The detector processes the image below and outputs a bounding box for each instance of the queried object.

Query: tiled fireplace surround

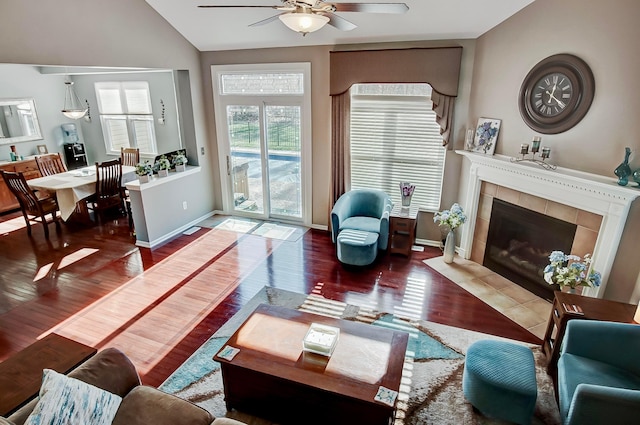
[456,151,640,299]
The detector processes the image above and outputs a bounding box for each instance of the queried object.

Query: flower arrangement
[400,182,415,197]
[543,251,602,289]
[433,203,466,230]
[135,161,153,176]
[154,155,171,172]
[173,154,188,167]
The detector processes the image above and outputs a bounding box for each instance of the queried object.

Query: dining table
[27,165,136,221]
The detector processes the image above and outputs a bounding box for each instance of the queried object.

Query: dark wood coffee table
[214,304,409,425]
[0,333,97,416]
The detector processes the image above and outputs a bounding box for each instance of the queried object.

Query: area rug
[159,287,561,425]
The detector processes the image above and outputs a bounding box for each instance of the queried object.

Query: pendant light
[62,79,88,120]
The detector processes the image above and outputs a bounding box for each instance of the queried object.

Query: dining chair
[91,158,124,223]
[0,170,61,237]
[120,147,140,167]
[35,153,68,176]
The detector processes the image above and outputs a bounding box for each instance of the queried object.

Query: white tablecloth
[28,166,136,220]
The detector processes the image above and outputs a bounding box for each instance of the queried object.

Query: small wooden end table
[214,304,409,425]
[389,205,419,256]
[542,291,636,374]
[0,333,97,416]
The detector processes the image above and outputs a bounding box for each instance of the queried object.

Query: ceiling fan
[198,1,409,35]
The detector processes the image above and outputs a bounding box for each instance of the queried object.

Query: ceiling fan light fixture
[279,12,329,34]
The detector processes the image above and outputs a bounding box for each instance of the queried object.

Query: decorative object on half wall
[399,182,415,207]
[614,147,632,186]
[510,135,557,170]
[471,118,501,155]
[135,161,153,183]
[434,203,467,264]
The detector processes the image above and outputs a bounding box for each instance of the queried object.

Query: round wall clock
[518,54,595,134]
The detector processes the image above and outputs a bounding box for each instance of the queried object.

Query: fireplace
[483,199,576,301]
[457,150,640,298]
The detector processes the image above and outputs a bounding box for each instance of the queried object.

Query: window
[95,81,157,155]
[350,84,445,211]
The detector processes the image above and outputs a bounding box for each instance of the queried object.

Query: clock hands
[545,84,566,108]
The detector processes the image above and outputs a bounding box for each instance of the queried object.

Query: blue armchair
[331,189,393,251]
[557,320,640,425]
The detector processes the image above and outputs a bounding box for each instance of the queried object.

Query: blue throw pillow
[24,369,122,425]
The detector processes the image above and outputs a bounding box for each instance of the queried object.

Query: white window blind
[350,84,445,211]
[95,81,157,155]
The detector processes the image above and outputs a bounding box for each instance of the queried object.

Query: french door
[212,63,311,224]
[225,103,302,220]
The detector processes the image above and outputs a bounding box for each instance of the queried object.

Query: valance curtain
[329,47,463,205]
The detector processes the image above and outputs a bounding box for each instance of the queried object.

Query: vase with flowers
[135,161,153,183]
[544,251,602,293]
[154,155,171,177]
[400,182,415,207]
[433,203,467,263]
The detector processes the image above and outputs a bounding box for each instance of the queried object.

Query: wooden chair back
[94,159,123,211]
[0,170,60,236]
[120,147,140,167]
[1,170,41,213]
[35,153,67,176]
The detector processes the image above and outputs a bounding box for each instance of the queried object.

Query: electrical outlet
[182,201,188,210]
[200,147,205,155]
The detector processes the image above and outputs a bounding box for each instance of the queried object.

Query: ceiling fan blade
[332,3,409,14]
[325,12,357,31]
[249,13,286,27]
[198,5,280,9]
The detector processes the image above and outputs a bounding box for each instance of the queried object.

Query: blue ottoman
[336,229,379,266]
[463,340,537,425]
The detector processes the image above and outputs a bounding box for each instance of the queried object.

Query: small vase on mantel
[443,230,456,264]
[614,147,632,186]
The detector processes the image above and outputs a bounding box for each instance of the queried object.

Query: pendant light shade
[62,80,88,120]
[279,12,329,34]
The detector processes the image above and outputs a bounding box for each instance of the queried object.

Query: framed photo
[36,144,48,155]
[471,118,501,155]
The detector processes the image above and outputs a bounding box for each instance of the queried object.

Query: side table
[389,205,418,257]
[542,291,636,374]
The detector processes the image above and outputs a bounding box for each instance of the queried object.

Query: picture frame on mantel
[471,118,501,155]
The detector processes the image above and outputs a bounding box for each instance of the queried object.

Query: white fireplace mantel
[456,150,640,298]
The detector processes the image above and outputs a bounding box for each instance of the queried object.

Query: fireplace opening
[483,199,576,301]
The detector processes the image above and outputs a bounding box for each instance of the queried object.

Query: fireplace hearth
[483,199,576,301]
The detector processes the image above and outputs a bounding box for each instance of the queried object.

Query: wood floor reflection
[0,210,540,387]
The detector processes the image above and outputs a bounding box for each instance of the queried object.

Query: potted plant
[173,153,188,172]
[135,161,153,183]
[155,155,171,177]
[544,251,602,294]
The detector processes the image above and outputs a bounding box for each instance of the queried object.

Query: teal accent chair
[557,320,640,425]
[331,189,393,265]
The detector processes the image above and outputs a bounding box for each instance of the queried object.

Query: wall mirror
[0,98,43,144]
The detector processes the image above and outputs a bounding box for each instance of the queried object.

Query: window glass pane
[350,83,445,211]
[221,73,304,95]
[96,88,123,114]
[101,116,130,151]
[131,117,156,153]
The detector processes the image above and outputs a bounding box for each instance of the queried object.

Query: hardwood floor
[0,210,540,388]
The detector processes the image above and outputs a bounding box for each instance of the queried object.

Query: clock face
[530,72,574,118]
[518,54,595,134]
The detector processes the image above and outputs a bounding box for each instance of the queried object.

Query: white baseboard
[136,211,215,249]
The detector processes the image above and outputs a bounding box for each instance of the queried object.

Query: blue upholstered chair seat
[557,320,640,425]
[339,216,383,235]
[330,189,393,266]
[463,340,537,425]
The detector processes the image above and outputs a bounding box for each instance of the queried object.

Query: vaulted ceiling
[145,0,535,51]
